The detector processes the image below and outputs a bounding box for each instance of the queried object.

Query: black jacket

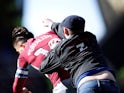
[40,23,115,87]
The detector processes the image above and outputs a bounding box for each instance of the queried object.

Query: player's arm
[13,56,29,93]
[13,68,29,93]
[21,87,32,93]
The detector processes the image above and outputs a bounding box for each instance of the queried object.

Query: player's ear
[19,42,26,48]
[21,43,26,48]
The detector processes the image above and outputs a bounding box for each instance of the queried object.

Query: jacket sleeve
[39,41,64,74]
[39,39,69,74]
[40,48,61,74]
[51,22,66,39]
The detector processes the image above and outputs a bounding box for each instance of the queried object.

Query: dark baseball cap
[60,15,85,32]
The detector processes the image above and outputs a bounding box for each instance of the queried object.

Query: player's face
[14,41,25,54]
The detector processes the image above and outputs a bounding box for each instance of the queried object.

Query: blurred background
[0,0,124,93]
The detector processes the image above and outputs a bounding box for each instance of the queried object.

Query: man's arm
[51,22,65,39]
[42,18,65,39]
[39,39,69,74]
[40,47,61,74]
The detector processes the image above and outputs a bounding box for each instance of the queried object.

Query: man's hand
[42,18,53,28]
[22,87,32,93]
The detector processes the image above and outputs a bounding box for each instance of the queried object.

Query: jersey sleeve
[13,55,29,93]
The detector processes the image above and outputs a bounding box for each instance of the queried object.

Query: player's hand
[42,18,53,28]
[22,87,32,93]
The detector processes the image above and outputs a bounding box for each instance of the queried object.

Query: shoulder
[46,30,55,34]
[83,31,96,38]
[84,31,94,35]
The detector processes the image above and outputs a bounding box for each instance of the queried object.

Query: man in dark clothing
[40,15,120,93]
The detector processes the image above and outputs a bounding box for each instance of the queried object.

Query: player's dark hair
[12,26,34,45]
